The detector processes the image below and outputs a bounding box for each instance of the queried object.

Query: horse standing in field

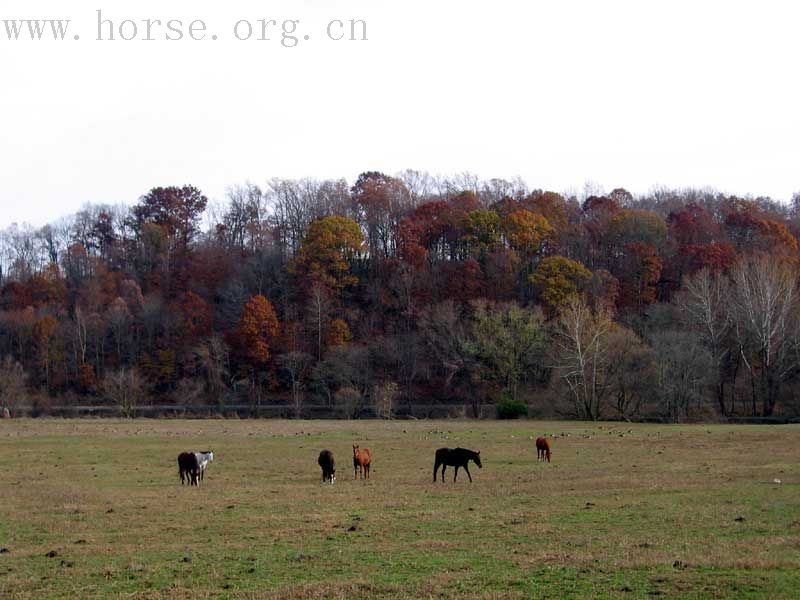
[433,447,482,483]
[536,437,552,462]
[352,445,372,480]
[318,450,336,484]
[178,452,201,486]
[195,451,214,482]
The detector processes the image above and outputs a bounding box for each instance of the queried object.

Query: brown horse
[536,437,552,463]
[352,444,372,480]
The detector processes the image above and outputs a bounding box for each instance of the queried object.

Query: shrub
[496,398,528,419]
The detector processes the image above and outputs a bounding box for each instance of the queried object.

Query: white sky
[2,0,799,227]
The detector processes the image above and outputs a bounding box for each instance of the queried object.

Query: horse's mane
[455,447,478,457]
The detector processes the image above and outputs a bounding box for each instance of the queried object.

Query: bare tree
[102,368,146,418]
[550,298,615,420]
[277,351,314,418]
[419,301,467,388]
[306,283,332,360]
[730,254,800,416]
[677,268,731,415]
[651,331,713,421]
[312,346,371,417]
[195,335,230,405]
[173,377,206,413]
[372,380,399,419]
[608,326,652,420]
[0,355,28,416]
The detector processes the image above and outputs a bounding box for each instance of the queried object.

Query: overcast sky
[2,0,799,227]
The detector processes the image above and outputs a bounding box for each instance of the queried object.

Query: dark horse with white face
[433,447,482,483]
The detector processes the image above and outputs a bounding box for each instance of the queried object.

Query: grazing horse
[536,437,552,462]
[433,447,482,483]
[352,445,373,480]
[318,450,336,484]
[195,451,214,481]
[178,452,201,486]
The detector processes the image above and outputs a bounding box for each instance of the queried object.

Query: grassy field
[0,419,798,599]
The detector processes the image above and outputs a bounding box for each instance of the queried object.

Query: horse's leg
[433,461,439,483]
[453,465,459,482]
[465,464,472,483]
[441,465,447,482]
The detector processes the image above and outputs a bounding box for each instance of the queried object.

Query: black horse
[318,449,336,484]
[433,447,482,483]
[177,452,200,486]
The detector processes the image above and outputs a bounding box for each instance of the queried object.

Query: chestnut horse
[536,437,552,462]
[353,445,372,480]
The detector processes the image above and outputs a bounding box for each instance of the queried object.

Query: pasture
[0,420,798,599]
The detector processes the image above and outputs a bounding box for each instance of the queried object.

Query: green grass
[0,420,798,599]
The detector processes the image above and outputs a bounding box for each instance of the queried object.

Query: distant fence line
[7,403,800,423]
[14,403,493,420]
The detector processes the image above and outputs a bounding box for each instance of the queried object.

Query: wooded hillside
[2,172,799,420]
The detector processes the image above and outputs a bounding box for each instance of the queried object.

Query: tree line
[1,171,800,421]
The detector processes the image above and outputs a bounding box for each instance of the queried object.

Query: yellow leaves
[32,315,57,341]
[503,210,554,255]
[529,256,592,312]
[288,216,365,292]
[327,318,352,347]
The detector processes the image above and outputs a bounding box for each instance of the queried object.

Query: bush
[496,398,528,419]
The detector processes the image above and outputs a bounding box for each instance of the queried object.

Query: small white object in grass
[773,478,782,484]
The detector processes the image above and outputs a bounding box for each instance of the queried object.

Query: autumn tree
[236,295,280,367]
[530,256,592,312]
[350,171,411,259]
[130,185,208,251]
[502,210,554,258]
[327,318,352,347]
[32,314,59,392]
[460,210,502,259]
[288,216,365,294]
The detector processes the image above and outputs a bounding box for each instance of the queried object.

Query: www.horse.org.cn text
[1,10,369,46]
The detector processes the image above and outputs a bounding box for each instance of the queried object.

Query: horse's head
[353,444,359,456]
[473,451,482,469]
